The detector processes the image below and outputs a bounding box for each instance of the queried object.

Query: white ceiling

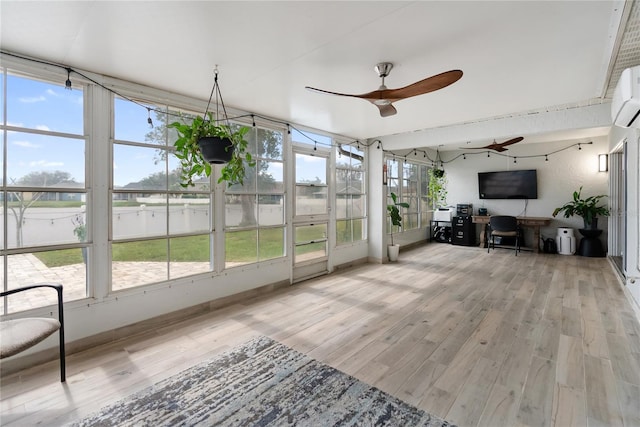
[0,1,632,145]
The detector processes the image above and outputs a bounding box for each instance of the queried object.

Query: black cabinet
[451,216,475,246]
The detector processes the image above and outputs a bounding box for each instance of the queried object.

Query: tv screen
[478,169,538,199]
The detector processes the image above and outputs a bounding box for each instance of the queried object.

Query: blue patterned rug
[72,336,455,426]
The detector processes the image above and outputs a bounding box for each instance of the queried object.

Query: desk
[472,216,552,253]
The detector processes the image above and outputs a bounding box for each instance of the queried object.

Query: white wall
[443,137,610,248]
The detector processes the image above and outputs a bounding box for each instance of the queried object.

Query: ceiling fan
[305,62,463,117]
[463,137,524,152]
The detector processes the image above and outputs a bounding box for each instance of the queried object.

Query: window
[335,143,366,244]
[225,126,285,267]
[402,161,419,230]
[111,99,211,290]
[419,164,430,226]
[1,70,87,313]
[385,157,428,235]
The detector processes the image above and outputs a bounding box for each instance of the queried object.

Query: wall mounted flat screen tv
[478,169,538,199]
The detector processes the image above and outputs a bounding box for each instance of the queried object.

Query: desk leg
[479,224,487,248]
[533,226,540,253]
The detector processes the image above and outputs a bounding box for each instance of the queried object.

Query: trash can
[556,228,576,255]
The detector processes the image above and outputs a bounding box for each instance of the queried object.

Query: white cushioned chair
[1,283,66,382]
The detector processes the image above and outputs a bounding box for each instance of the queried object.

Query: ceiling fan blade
[305,86,362,98]
[385,70,463,100]
[499,137,524,147]
[376,103,397,117]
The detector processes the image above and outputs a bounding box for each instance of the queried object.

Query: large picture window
[225,126,285,267]
[335,143,366,244]
[1,70,87,313]
[111,99,211,291]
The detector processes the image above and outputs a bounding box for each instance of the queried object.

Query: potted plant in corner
[169,113,253,187]
[552,186,610,229]
[387,192,410,262]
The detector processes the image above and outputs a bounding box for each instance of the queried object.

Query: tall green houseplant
[552,186,609,229]
[387,192,410,246]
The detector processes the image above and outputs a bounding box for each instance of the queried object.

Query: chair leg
[60,334,66,382]
[515,235,519,256]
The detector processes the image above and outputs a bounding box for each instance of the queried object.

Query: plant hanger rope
[204,66,229,126]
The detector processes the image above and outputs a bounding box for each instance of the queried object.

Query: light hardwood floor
[2,244,640,426]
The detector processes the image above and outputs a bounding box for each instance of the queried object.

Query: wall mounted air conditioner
[612,65,640,128]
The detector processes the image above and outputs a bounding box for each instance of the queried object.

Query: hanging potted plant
[552,186,609,229]
[387,192,410,262]
[168,68,254,187]
[428,167,448,209]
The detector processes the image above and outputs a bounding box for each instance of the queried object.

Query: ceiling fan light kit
[306,62,463,117]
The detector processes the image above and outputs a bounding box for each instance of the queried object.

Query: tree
[9,171,75,247]
[144,107,283,227]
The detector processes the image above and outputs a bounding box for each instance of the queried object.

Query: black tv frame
[478,169,538,200]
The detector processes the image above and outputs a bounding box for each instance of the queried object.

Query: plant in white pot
[387,192,409,262]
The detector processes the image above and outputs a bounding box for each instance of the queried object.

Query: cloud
[46,89,59,97]
[29,160,64,168]
[35,125,50,131]
[302,155,325,163]
[12,140,41,149]
[19,96,46,103]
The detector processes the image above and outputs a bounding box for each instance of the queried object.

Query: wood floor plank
[516,356,556,427]
[615,379,640,427]
[584,355,624,427]
[551,384,587,427]
[556,334,584,388]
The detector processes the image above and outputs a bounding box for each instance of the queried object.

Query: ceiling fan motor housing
[375,62,393,78]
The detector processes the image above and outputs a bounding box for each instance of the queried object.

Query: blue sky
[3,73,333,187]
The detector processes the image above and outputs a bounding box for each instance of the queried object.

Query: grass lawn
[34,224,360,268]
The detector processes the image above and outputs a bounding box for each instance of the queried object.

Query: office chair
[0,283,66,382]
[488,215,520,256]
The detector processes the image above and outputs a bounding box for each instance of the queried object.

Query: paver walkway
[2,254,210,313]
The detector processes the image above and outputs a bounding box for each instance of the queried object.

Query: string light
[65,68,72,90]
[514,157,517,163]
[414,149,418,156]
[8,53,598,168]
[463,154,466,160]
[313,142,317,151]
[251,114,256,127]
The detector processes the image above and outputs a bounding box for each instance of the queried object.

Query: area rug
[72,335,455,426]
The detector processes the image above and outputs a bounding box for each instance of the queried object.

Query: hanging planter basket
[198,136,234,164]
